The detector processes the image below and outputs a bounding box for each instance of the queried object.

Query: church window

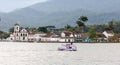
[23,37,25,40]
[23,34,25,36]
[17,34,18,36]
[16,27,19,30]
[26,34,27,36]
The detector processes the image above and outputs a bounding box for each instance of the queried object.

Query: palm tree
[76,16,88,33]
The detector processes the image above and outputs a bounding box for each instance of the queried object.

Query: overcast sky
[0,0,120,13]
[0,0,48,12]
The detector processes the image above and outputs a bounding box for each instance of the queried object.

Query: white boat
[58,43,77,51]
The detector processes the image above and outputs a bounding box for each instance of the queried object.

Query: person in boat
[66,42,73,49]
[70,42,77,50]
[58,42,77,51]
[69,42,73,48]
[66,44,71,49]
[70,42,73,45]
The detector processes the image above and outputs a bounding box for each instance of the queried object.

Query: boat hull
[58,45,77,51]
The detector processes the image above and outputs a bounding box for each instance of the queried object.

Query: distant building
[7,23,28,42]
[28,32,47,42]
[103,30,114,38]
[7,23,48,42]
[40,32,60,42]
[7,23,90,43]
[96,33,107,42]
[59,31,75,42]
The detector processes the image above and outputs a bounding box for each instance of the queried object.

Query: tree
[37,27,48,33]
[46,26,55,29]
[76,16,88,33]
[9,27,14,33]
[0,30,9,39]
[64,24,72,30]
[93,25,105,33]
[67,27,76,33]
[89,27,97,40]
[114,22,120,33]
[46,25,56,32]
[80,16,88,22]
[27,27,37,33]
[108,20,114,30]
[64,24,79,33]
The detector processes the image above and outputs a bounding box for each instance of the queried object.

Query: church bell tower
[14,23,20,33]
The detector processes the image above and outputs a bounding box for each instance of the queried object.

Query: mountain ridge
[0,0,120,31]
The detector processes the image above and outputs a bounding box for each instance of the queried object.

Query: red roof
[63,31,72,37]
[80,33,89,39]
[61,37,75,39]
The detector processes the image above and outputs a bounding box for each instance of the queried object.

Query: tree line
[3,16,120,40]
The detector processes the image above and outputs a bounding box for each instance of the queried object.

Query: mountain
[30,0,120,13]
[30,0,84,13]
[0,0,120,31]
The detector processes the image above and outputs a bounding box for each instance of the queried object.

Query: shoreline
[0,41,120,44]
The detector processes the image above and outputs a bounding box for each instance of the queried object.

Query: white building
[7,23,49,42]
[28,33,47,42]
[40,32,60,42]
[59,31,75,42]
[103,30,114,38]
[7,24,80,42]
[7,23,28,42]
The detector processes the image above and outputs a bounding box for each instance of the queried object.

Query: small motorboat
[58,44,77,51]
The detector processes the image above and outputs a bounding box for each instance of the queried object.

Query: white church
[7,23,29,42]
[7,23,77,42]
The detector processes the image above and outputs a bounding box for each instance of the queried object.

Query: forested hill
[0,0,120,31]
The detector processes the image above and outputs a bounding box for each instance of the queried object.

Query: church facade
[7,23,28,42]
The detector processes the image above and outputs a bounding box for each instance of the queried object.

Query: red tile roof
[63,31,72,37]
[80,33,89,39]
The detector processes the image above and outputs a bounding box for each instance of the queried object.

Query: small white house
[34,33,47,42]
[27,32,47,42]
[28,34,35,42]
[7,34,15,41]
[41,32,60,42]
[103,30,114,38]
[59,37,74,42]
[59,31,75,42]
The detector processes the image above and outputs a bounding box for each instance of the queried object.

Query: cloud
[0,0,48,12]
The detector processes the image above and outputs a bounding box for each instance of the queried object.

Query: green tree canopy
[9,27,14,33]
[76,16,88,33]
[64,24,72,30]
[37,27,48,33]
[108,20,114,30]
[89,27,97,40]
[0,30,9,39]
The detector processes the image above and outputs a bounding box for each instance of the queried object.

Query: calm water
[0,42,120,65]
